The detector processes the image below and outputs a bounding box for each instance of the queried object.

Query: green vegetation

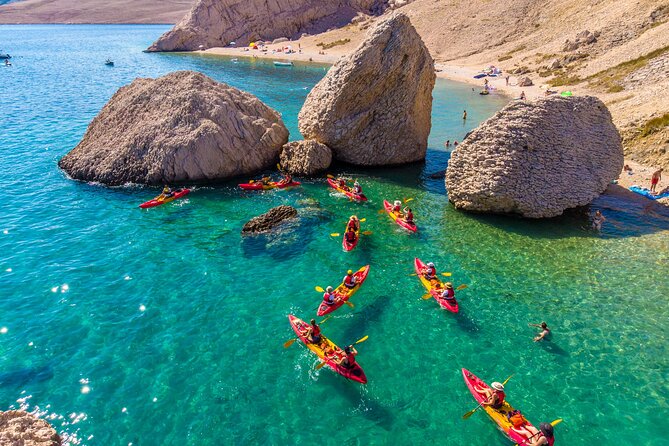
[585,45,669,93]
[316,39,351,50]
[548,73,582,87]
[640,113,669,137]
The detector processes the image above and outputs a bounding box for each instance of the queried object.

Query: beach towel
[629,185,669,200]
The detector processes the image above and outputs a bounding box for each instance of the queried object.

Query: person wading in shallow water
[462,110,467,120]
[592,210,606,231]
[529,322,550,342]
[650,168,663,193]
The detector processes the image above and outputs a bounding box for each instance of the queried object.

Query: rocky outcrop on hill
[298,13,435,166]
[147,0,386,52]
[280,140,332,176]
[59,71,288,186]
[0,410,61,446]
[242,205,298,234]
[446,96,623,218]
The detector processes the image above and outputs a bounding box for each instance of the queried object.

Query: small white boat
[273,61,293,67]
[105,59,114,66]
[231,58,239,62]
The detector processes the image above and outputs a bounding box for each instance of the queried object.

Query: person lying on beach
[529,322,550,342]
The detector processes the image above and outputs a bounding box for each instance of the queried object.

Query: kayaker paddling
[278,173,293,186]
[440,282,455,301]
[353,181,363,195]
[518,422,555,446]
[476,381,506,409]
[529,322,550,342]
[392,200,402,213]
[347,215,360,232]
[161,186,174,199]
[345,228,357,245]
[335,345,358,369]
[403,207,414,224]
[303,319,323,343]
[322,287,336,306]
[423,262,437,281]
[343,270,357,289]
[261,176,271,186]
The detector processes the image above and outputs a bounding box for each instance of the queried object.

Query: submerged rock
[298,13,435,166]
[0,410,61,446]
[445,96,623,218]
[280,140,332,176]
[59,71,288,186]
[147,0,381,52]
[242,205,298,234]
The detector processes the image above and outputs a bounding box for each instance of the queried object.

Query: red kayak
[414,258,459,313]
[238,180,301,190]
[342,224,360,252]
[327,178,367,202]
[462,369,543,445]
[383,200,417,232]
[317,265,370,316]
[139,189,190,208]
[288,315,367,383]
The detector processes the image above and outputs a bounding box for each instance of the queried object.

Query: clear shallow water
[1,25,668,445]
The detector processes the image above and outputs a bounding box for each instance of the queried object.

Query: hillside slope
[0,0,192,24]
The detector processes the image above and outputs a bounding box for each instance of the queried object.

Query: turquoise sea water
[1,25,668,445]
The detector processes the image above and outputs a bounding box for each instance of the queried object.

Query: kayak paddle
[515,419,562,445]
[362,231,372,236]
[463,374,514,419]
[456,284,468,290]
[422,293,433,300]
[315,335,369,370]
[330,233,340,237]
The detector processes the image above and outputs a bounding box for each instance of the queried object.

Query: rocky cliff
[446,96,623,218]
[0,410,61,446]
[298,13,435,166]
[147,0,388,52]
[59,71,289,186]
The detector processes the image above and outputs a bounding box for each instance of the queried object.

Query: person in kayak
[303,319,322,343]
[161,186,174,199]
[343,270,357,289]
[322,287,336,306]
[260,176,271,186]
[345,228,357,245]
[423,262,437,281]
[353,181,363,195]
[403,207,414,224]
[334,345,358,368]
[530,321,550,342]
[338,178,347,189]
[347,215,360,232]
[440,282,455,301]
[278,173,293,185]
[513,422,555,446]
[392,200,402,213]
[476,381,505,409]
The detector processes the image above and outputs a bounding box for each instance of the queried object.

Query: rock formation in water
[298,13,435,166]
[445,96,623,218]
[0,410,61,446]
[242,205,298,233]
[280,140,332,176]
[147,0,387,52]
[59,71,289,186]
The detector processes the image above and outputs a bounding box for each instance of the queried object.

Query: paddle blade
[441,272,452,277]
[502,374,514,386]
[409,273,417,276]
[462,408,477,420]
[362,231,373,235]
[248,179,255,184]
[457,284,468,291]
[283,338,297,348]
[326,174,335,179]
[422,294,433,300]
[315,361,328,370]
[330,233,340,237]
[378,209,386,214]
[276,163,282,171]
[345,301,355,308]
[359,218,366,222]
[355,335,369,344]
[315,286,324,293]
[551,419,563,426]
[404,198,414,203]
[319,315,331,325]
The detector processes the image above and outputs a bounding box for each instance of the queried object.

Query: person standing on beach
[462,110,467,120]
[650,168,663,193]
[505,75,510,86]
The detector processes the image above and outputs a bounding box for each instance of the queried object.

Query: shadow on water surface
[0,365,53,389]
[536,339,569,357]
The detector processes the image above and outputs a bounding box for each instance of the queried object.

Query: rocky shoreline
[0,410,61,446]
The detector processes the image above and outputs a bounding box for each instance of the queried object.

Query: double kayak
[383,200,417,232]
[342,225,360,252]
[317,265,370,316]
[139,189,190,209]
[238,180,301,190]
[288,315,367,383]
[462,369,541,444]
[327,178,367,202]
[414,258,458,313]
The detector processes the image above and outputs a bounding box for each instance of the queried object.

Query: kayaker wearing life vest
[347,215,360,232]
[304,319,322,343]
[161,186,173,198]
[440,282,455,300]
[516,422,555,446]
[322,286,335,306]
[261,176,271,186]
[279,173,292,185]
[343,270,357,289]
[345,228,357,245]
[423,262,437,280]
[338,178,347,189]
[403,207,414,224]
[353,181,362,195]
[477,381,506,409]
[392,200,402,213]
[336,345,358,368]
